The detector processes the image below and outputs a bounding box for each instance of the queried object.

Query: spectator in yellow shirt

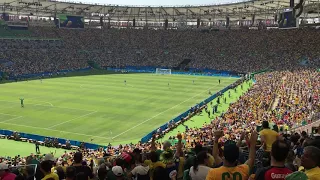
[260,121,279,152]
[40,161,59,180]
[301,146,320,180]
[206,130,258,180]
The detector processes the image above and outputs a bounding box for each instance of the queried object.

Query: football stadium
[0,0,319,179]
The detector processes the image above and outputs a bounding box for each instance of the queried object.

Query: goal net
[155,68,171,75]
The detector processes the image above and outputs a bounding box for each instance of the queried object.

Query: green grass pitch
[0,73,237,145]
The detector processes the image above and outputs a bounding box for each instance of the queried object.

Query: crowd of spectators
[1,28,320,77]
[0,69,319,180]
[0,27,320,180]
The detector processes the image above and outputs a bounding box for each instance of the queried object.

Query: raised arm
[237,131,246,147]
[245,131,258,170]
[212,130,223,166]
[175,133,184,157]
[151,134,157,152]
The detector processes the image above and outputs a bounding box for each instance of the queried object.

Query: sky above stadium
[64,0,240,6]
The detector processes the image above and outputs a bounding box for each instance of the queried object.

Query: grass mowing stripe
[48,111,98,129]
[112,84,219,139]
[0,100,95,112]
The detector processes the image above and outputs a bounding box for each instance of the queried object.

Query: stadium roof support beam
[161,7,173,20]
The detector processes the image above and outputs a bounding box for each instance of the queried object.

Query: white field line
[35,102,54,107]
[0,116,23,123]
[0,100,94,112]
[0,121,112,140]
[111,86,215,139]
[0,113,20,117]
[48,111,98,129]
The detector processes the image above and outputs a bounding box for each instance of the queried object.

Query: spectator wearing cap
[71,152,93,180]
[206,130,258,180]
[40,160,59,180]
[0,163,16,180]
[255,140,293,180]
[301,146,320,180]
[111,166,125,180]
[106,159,127,180]
[35,153,55,180]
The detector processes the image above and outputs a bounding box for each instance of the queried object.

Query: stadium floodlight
[155,68,172,75]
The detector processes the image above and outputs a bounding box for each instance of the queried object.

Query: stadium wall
[107,66,242,77]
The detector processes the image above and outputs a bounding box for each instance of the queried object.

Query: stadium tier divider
[6,67,91,80]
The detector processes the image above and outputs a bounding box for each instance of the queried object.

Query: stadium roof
[0,0,319,21]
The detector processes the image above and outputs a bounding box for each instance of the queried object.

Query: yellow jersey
[259,129,278,152]
[206,164,250,180]
[305,167,320,180]
[42,173,59,180]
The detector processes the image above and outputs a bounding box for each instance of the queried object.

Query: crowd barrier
[0,129,104,150]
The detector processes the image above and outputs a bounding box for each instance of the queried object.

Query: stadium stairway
[87,60,102,70]
[175,59,192,70]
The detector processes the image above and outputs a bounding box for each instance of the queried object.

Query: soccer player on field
[168,82,169,86]
[124,80,126,85]
[20,98,24,108]
[219,79,221,84]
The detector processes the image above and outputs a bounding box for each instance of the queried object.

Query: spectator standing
[189,151,211,180]
[260,121,279,165]
[255,140,293,180]
[127,153,150,180]
[35,154,55,180]
[65,167,76,180]
[206,130,258,180]
[71,152,94,179]
[111,166,125,180]
[0,163,16,180]
[301,146,320,180]
[40,160,59,180]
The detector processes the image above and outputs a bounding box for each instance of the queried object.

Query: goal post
[155,68,172,75]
